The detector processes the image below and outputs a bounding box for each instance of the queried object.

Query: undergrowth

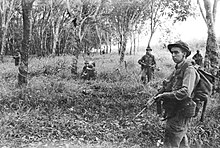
[0,54,219,148]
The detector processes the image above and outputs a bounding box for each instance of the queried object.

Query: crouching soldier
[138,46,156,84]
[13,49,21,66]
[81,61,96,80]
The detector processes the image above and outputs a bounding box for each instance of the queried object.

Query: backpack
[181,62,215,122]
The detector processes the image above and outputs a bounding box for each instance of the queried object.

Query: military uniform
[81,61,96,80]
[71,58,78,75]
[192,50,203,66]
[138,47,156,83]
[204,55,211,73]
[13,50,21,66]
[155,41,200,148]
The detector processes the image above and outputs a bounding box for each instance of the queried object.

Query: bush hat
[146,46,152,51]
[168,40,191,57]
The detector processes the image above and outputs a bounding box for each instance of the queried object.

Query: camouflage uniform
[138,47,156,83]
[155,41,200,148]
[192,50,203,66]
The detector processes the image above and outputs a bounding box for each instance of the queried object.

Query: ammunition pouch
[162,97,178,118]
[179,98,197,118]
[161,97,196,119]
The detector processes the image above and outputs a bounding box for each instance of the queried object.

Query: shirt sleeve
[138,56,144,64]
[153,56,156,65]
[164,66,199,101]
[174,66,198,100]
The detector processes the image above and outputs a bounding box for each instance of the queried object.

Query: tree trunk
[133,33,136,55]
[137,33,140,52]
[0,0,15,62]
[0,31,7,62]
[147,32,153,48]
[18,0,34,87]
[119,34,127,64]
[109,37,112,53]
[130,35,133,55]
[203,0,219,75]
[52,17,62,55]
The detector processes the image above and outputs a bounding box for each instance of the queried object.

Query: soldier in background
[81,61,96,80]
[138,47,156,84]
[13,49,21,66]
[204,55,211,72]
[71,57,78,75]
[192,50,203,66]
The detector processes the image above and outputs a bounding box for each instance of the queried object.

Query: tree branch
[197,0,207,25]
[212,0,219,23]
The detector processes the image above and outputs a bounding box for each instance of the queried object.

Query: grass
[0,45,220,148]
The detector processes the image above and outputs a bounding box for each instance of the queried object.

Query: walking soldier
[138,47,156,84]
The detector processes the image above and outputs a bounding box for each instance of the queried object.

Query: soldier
[13,49,21,66]
[154,41,200,148]
[204,55,211,72]
[138,47,156,84]
[81,61,96,80]
[71,57,78,75]
[192,50,203,66]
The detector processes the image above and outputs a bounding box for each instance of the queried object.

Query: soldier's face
[170,47,186,64]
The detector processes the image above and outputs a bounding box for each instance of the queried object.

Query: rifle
[140,62,160,71]
[133,97,157,120]
[133,88,165,120]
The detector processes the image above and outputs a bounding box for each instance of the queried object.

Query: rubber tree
[50,0,66,55]
[18,0,35,87]
[109,0,150,64]
[65,0,106,58]
[31,1,51,56]
[197,0,219,74]
[0,0,15,62]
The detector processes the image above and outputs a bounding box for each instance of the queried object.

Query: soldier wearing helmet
[138,46,156,84]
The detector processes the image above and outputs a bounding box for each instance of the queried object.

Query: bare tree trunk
[119,34,127,64]
[137,33,140,52]
[147,32,153,48]
[18,0,34,87]
[0,0,15,62]
[105,32,109,54]
[0,31,7,62]
[109,38,112,53]
[202,0,219,74]
[52,17,62,55]
[130,34,133,55]
[133,33,136,55]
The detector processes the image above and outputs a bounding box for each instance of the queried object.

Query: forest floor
[0,51,220,148]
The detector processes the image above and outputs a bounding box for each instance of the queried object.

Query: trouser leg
[163,115,190,148]
[147,68,152,82]
[180,135,190,148]
[141,69,147,84]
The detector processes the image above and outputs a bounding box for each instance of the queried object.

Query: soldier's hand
[154,94,163,102]
[155,92,171,101]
